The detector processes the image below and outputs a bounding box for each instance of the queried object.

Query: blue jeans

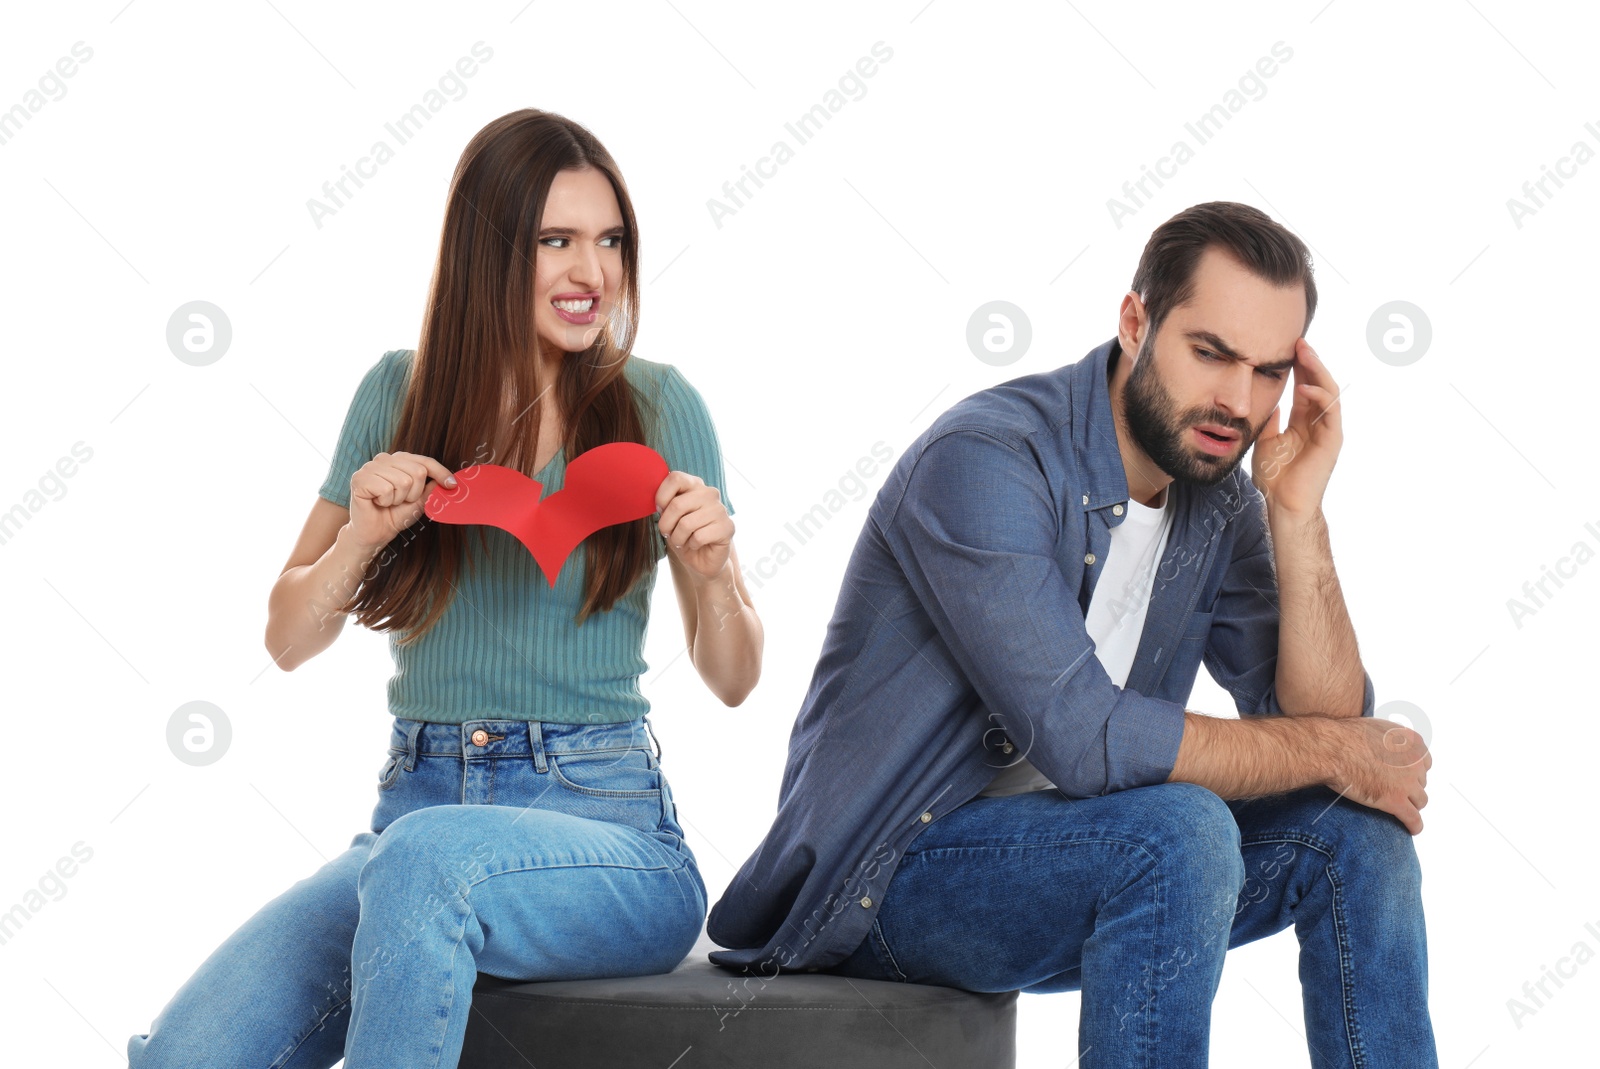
[126,717,707,1068]
[828,781,1438,1069]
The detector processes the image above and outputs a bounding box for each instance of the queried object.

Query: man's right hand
[1322,716,1432,836]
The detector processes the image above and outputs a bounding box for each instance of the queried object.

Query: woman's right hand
[345,451,459,551]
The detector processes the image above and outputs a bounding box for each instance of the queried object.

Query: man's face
[1122,247,1304,487]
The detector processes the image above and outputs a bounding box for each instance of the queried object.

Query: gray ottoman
[458,931,1018,1067]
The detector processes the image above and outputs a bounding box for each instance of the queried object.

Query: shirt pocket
[1179,610,1214,647]
[1172,610,1214,681]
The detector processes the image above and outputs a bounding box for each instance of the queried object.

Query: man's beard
[1121,334,1262,487]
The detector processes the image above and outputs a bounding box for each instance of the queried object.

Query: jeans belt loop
[402,720,424,772]
[643,716,662,764]
[527,720,548,773]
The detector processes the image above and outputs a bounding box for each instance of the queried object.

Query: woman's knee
[359,806,496,901]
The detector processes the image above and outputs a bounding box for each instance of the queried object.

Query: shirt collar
[1068,335,1234,517]
[1069,336,1135,514]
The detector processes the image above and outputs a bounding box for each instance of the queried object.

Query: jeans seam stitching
[871,920,908,983]
[1241,833,1363,1065]
[465,859,686,887]
[421,900,471,1069]
[1325,859,1366,1068]
[910,836,1167,858]
[1238,831,1334,855]
[266,995,351,1069]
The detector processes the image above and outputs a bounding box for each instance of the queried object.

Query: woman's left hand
[655,471,733,581]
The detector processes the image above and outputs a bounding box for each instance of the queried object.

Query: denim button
[860,897,872,908]
[1113,504,1124,515]
[920,812,932,823]
[1084,553,1096,565]
[1081,494,1089,505]
[470,729,488,746]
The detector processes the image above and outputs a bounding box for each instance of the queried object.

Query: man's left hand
[1250,337,1343,518]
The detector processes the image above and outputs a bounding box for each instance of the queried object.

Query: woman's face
[532,166,626,358]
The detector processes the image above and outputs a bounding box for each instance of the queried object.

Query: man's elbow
[1250,675,1372,719]
[1025,751,1111,801]
[1357,670,1376,718]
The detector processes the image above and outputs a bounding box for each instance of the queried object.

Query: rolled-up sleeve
[1202,478,1376,719]
[880,429,1186,798]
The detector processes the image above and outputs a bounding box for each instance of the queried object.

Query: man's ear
[1116,291,1148,358]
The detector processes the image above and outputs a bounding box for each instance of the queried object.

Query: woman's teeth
[553,299,593,312]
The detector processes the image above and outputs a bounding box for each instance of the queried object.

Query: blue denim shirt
[706,336,1375,975]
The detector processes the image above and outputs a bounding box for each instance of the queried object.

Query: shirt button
[1112,504,1124,516]
[920,812,932,823]
[860,897,872,908]
[470,729,488,746]
[1081,494,1089,505]
[1001,742,1015,754]
[1084,553,1096,565]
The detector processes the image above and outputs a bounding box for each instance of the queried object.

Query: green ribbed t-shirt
[317,349,736,725]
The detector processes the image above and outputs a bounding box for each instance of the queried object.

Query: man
[706,201,1437,1067]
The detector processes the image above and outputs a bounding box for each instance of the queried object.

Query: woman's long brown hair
[344,109,657,642]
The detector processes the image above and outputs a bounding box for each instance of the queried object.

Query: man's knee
[1111,782,1244,892]
[1324,795,1424,894]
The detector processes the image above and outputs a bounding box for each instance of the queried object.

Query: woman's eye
[538,236,621,249]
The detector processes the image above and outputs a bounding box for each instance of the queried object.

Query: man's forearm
[1268,506,1366,718]
[1166,710,1342,800]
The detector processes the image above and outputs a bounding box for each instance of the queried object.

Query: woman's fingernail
[446,476,458,486]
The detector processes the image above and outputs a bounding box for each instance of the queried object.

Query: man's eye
[1259,367,1288,381]
[1197,349,1222,362]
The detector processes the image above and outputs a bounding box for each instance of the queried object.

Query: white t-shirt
[979,484,1175,797]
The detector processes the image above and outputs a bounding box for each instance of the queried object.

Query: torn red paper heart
[424,442,668,586]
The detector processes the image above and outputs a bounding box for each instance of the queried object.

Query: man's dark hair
[1130,201,1317,341]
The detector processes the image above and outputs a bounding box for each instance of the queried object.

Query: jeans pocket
[832,918,907,983]
[547,746,663,798]
[866,918,909,983]
[377,749,404,792]
[538,746,666,836]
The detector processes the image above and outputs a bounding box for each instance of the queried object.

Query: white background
[2,1,1595,1066]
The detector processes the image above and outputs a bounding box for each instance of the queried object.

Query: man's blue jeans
[828,780,1438,1069]
[126,717,707,1068]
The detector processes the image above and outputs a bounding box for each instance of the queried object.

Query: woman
[127,109,762,1067]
